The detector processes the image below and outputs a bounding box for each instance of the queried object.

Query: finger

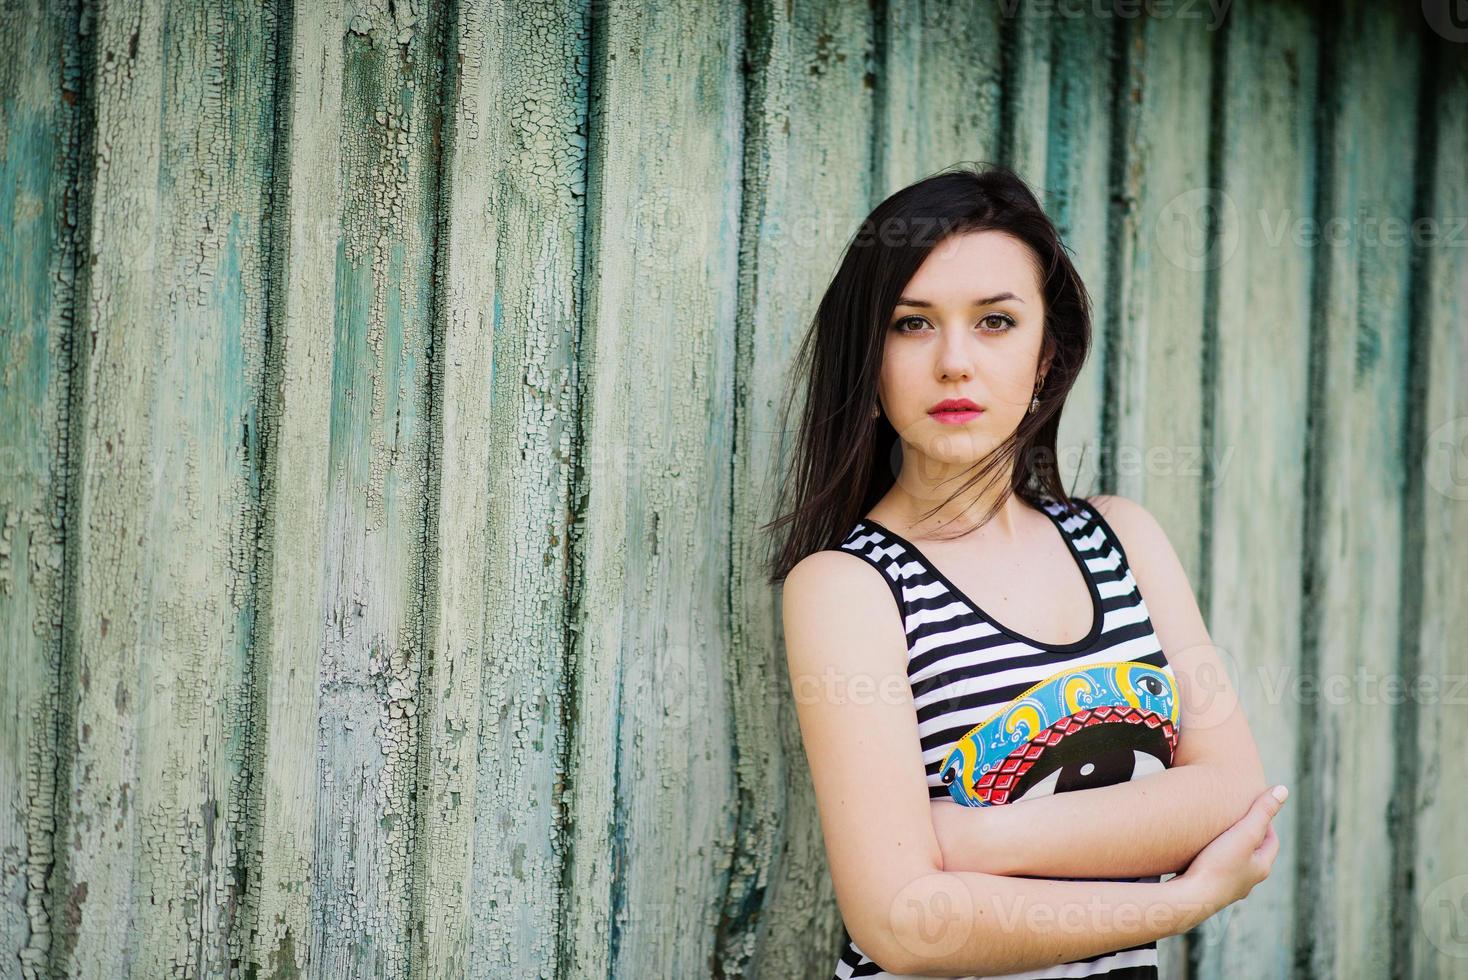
[1244,818,1270,852]
[1250,785,1289,833]
[1254,822,1281,872]
[1253,822,1277,856]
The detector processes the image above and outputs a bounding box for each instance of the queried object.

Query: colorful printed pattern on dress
[939,661,1180,807]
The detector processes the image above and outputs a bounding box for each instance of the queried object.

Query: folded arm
[886,866,1219,975]
[933,494,1270,880]
[931,758,1262,879]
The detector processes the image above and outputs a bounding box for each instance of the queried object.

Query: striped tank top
[830,495,1178,980]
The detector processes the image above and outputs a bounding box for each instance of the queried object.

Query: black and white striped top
[829,495,1177,980]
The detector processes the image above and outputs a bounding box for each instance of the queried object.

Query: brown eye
[980,312,1018,333]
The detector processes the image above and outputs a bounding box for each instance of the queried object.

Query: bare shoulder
[782,549,905,673]
[1084,493,1178,576]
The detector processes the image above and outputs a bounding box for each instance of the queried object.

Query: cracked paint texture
[2,2,1465,980]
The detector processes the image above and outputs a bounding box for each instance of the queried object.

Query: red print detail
[969,705,1178,806]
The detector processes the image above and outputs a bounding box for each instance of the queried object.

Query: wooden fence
[2,0,1465,976]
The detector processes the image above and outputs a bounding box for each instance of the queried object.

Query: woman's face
[878,230,1050,468]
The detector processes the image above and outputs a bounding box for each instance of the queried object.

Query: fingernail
[1271,785,1289,802]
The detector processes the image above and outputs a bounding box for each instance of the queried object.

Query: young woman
[766,165,1287,978]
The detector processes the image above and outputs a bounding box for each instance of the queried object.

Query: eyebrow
[895,292,1025,308]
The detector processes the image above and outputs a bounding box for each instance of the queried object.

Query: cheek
[880,357,927,419]
[990,348,1044,411]
[993,369,1035,412]
[878,344,907,403]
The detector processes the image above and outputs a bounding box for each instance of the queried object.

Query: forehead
[901,230,1040,301]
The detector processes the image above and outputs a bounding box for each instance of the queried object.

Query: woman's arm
[783,550,1251,975]
[930,494,1270,880]
[885,865,1210,975]
[896,784,1286,976]
[930,759,1262,879]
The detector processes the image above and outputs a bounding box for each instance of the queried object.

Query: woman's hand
[1176,784,1288,909]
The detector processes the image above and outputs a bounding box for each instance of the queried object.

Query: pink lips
[930,410,982,424]
[928,398,984,424]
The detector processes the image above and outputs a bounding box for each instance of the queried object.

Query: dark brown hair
[761,162,1095,585]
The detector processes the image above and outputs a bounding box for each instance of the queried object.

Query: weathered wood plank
[294,3,448,975]
[1109,11,1213,530]
[405,0,496,974]
[419,1,588,977]
[735,0,880,976]
[558,0,744,975]
[878,0,1005,194]
[1198,2,1318,977]
[0,3,86,976]
[1033,12,1116,509]
[128,4,277,972]
[1408,28,1468,980]
[1107,12,1218,975]
[1301,1,1422,976]
[44,3,172,967]
[1002,1,1052,192]
[240,2,344,974]
[42,0,277,973]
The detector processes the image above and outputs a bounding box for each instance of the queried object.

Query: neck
[877,463,1030,541]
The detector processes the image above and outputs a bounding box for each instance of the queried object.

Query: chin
[915,428,1004,463]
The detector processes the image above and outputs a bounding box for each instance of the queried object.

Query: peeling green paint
[1,2,1465,979]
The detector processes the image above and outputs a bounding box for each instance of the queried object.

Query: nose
[935,326,977,382]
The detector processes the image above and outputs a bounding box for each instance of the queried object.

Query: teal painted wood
[1106,13,1218,976]
[1411,35,1468,980]
[443,2,586,978]
[1110,11,1214,531]
[1303,2,1423,977]
[878,0,1006,194]
[0,2,1465,978]
[246,0,451,972]
[736,1,881,976]
[558,0,745,977]
[1004,1,1052,187]
[244,1,343,972]
[312,0,445,972]
[1039,11,1115,506]
[29,0,276,975]
[0,3,85,977]
[1199,1,1319,977]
